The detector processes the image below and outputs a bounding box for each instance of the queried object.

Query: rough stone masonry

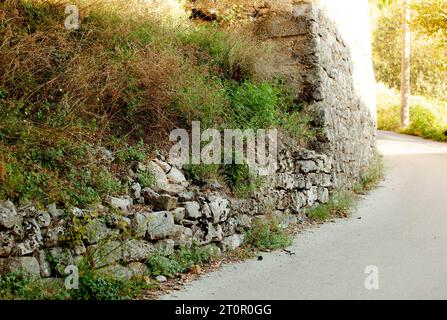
[0,0,377,279]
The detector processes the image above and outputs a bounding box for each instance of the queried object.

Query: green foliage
[412,0,447,44]
[357,156,385,193]
[146,245,217,278]
[245,218,292,251]
[62,213,94,247]
[0,270,147,300]
[137,171,156,189]
[115,141,148,163]
[70,270,148,300]
[372,0,447,100]
[0,272,40,299]
[226,81,278,129]
[0,0,315,208]
[183,164,221,184]
[376,84,447,141]
[307,191,356,221]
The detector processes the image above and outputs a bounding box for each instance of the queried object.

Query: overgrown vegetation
[0,270,149,300]
[307,191,356,221]
[244,218,292,251]
[308,157,384,221]
[146,244,218,278]
[0,0,315,207]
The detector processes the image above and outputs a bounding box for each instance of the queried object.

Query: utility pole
[401,0,411,128]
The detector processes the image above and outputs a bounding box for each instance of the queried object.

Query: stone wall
[189,0,378,187]
[0,0,378,279]
[0,146,334,279]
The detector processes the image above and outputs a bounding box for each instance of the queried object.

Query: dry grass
[1,0,313,207]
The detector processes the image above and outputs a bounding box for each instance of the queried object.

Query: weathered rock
[13,219,42,256]
[155,194,178,211]
[88,241,122,268]
[146,211,175,240]
[152,159,171,173]
[178,191,195,202]
[146,161,169,192]
[167,167,188,186]
[298,160,318,173]
[97,264,132,281]
[0,232,14,257]
[14,238,39,256]
[47,247,74,275]
[127,262,148,277]
[306,186,319,206]
[108,196,133,212]
[291,190,305,211]
[123,239,155,262]
[44,220,66,247]
[222,217,238,236]
[132,211,150,238]
[221,234,245,251]
[205,223,223,243]
[48,203,64,218]
[183,201,202,219]
[160,184,186,195]
[208,196,230,223]
[38,250,52,278]
[36,211,51,228]
[155,275,167,283]
[318,187,330,203]
[172,207,186,223]
[0,257,40,277]
[170,225,193,248]
[0,200,21,229]
[155,239,175,256]
[85,219,110,245]
[131,182,142,199]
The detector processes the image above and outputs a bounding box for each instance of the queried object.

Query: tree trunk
[401,0,411,128]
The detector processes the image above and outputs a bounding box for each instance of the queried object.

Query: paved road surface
[163,131,447,300]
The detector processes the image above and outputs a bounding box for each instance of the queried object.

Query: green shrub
[146,245,217,278]
[376,84,447,142]
[137,171,156,189]
[183,164,221,185]
[245,218,292,251]
[307,191,355,221]
[70,270,147,300]
[115,141,148,163]
[226,81,278,130]
[357,156,385,193]
[0,272,70,300]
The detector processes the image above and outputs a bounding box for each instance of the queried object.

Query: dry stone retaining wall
[0,144,334,278]
[0,0,377,279]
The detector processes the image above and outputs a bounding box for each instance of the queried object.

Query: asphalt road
[163,131,447,300]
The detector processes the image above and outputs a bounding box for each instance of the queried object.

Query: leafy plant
[137,171,156,189]
[244,218,292,251]
[146,244,217,278]
[307,191,356,221]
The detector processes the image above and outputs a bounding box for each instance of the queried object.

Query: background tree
[371,0,447,101]
[401,0,411,127]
